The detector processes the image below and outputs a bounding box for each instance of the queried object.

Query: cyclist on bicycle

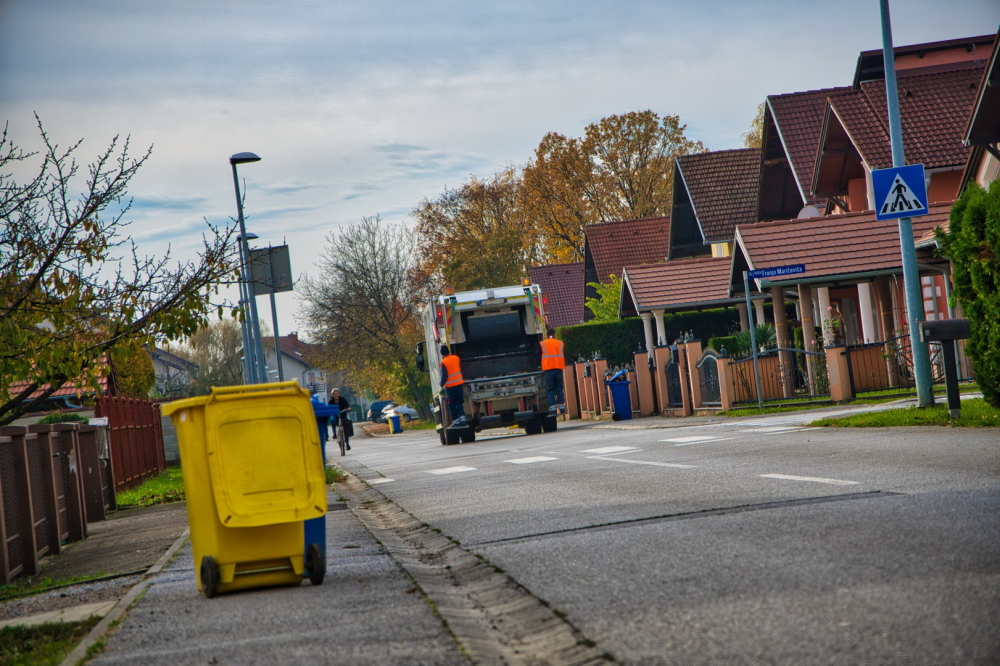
[328,388,352,451]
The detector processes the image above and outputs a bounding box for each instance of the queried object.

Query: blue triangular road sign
[872,164,928,221]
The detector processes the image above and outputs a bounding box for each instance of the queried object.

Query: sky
[2,0,997,340]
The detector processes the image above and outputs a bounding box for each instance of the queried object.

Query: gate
[696,350,721,406]
[729,347,830,405]
[664,347,684,408]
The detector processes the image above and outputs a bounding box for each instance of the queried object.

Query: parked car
[381,403,420,423]
[367,400,394,423]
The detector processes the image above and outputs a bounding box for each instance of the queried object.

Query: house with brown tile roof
[961,29,1000,192]
[669,148,760,260]
[581,216,670,320]
[528,262,585,330]
[262,332,334,399]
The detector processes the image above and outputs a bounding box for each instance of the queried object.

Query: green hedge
[557,308,741,366]
[707,335,742,356]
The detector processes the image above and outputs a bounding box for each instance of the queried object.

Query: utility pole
[878,0,934,406]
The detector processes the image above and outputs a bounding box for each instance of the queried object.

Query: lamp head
[230,152,261,165]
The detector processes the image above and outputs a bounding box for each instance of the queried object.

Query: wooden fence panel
[96,397,166,492]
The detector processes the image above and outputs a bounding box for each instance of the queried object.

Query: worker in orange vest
[439,345,467,426]
[539,329,566,414]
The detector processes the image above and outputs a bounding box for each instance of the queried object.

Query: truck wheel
[445,428,462,445]
[459,427,476,443]
[542,415,558,433]
[438,427,447,445]
[524,418,542,435]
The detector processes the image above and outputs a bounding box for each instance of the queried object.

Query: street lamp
[230,152,267,384]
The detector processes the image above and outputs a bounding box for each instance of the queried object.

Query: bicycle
[335,418,348,456]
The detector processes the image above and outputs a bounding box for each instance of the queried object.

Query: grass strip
[0,616,101,666]
[0,574,112,604]
[115,467,184,508]
[812,398,1000,427]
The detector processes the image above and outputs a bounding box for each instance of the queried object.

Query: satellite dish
[797,205,822,219]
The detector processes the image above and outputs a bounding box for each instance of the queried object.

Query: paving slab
[0,600,117,628]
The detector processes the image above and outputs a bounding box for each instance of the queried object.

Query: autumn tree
[0,117,237,424]
[584,274,623,322]
[112,346,156,398]
[166,318,245,396]
[522,110,705,262]
[742,102,766,149]
[299,215,431,419]
[413,167,542,291]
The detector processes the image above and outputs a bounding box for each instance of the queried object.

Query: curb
[59,528,190,666]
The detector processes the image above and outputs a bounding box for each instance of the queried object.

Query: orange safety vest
[441,355,464,387]
[540,337,565,371]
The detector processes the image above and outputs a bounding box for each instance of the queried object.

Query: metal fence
[729,347,830,405]
[845,334,975,396]
[0,423,105,584]
[95,397,166,491]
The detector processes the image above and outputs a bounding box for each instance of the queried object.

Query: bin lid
[311,396,339,419]
[605,368,629,383]
[175,382,327,527]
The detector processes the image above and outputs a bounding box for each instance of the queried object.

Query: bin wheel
[542,415,558,433]
[200,556,220,599]
[307,543,325,586]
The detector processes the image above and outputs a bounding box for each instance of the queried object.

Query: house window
[710,242,732,258]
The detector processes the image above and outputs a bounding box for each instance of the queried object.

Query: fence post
[633,351,655,416]
[717,357,734,411]
[593,359,609,416]
[826,345,855,402]
[685,341,704,410]
[563,364,580,420]
[652,344,672,415]
[2,426,41,578]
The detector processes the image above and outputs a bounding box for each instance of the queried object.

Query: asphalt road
[343,408,1000,665]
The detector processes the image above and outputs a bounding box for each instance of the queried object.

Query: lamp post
[230,152,267,384]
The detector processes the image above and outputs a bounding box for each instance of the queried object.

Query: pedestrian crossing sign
[872,164,928,221]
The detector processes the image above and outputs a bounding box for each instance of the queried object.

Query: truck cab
[416,283,559,444]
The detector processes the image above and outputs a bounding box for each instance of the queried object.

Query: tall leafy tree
[166,318,245,396]
[0,118,237,424]
[413,167,541,291]
[299,215,431,419]
[584,274,623,322]
[936,179,1000,407]
[522,110,705,262]
[742,102,766,149]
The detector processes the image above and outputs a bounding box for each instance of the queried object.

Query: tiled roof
[263,333,322,363]
[8,375,113,401]
[735,202,953,285]
[676,148,760,243]
[622,256,737,312]
[583,216,671,284]
[964,30,1000,145]
[529,262,585,329]
[768,87,850,200]
[827,90,892,167]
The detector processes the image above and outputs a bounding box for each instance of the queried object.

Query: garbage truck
[416,281,559,445]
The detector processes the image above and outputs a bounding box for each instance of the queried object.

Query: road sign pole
[879,0,933,407]
[744,271,764,410]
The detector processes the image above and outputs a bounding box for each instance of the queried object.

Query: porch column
[817,286,833,344]
[640,312,654,359]
[857,282,877,343]
[754,298,766,326]
[770,286,792,397]
[797,283,818,395]
[652,309,667,348]
[736,302,749,331]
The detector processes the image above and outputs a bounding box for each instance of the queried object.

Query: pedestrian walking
[539,329,566,414]
[439,345,467,425]
[328,388,352,450]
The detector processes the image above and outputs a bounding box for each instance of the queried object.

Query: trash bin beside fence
[605,369,633,421]
[162,381,328,598]
[307,396,338,569]
[388,414,403,434]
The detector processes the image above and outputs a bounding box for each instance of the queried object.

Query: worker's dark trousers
[545,369,565,408]
[445,385,466,421]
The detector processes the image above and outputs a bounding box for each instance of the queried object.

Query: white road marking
[761,473,859,486]
[427,466,477,475]
[505,456,558,464]
[739,426,802,433]
[367,478,394,485]
[581,446,641,454]
[660,435,720,443]
[587,456,696,468]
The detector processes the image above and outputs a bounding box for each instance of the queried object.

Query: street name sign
[872,163,928,221]
[746,264,806,280]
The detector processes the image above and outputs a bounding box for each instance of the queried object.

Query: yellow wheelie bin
[162,382,327,598]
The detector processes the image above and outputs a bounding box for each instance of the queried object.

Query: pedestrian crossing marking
[581,446,640,454]
[427,466,477,475]
[368,478,394,484]
[739,426,803,433]
[661,435,721,444]
[761,473,858,486]
[587,456,696,469]
[879,174,926,217]
[505,456,558,464]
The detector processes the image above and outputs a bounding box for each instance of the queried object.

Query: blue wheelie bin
[605,369,633,421]
[388,414,403,434]
[307,396,338,573]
